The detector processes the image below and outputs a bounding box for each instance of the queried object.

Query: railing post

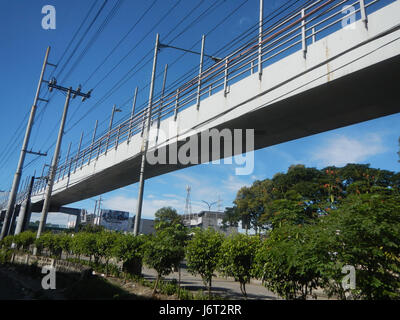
[74,131,84,173]
[197,35,205,109]
[174,89,179,121]
[301,8,307,59]
[96,139,102,160]
[141,108,147,136]
[80,149,86,170]
[224,58,229,96]
[66,158,73,188]
[115,125,121,150]
[128,87,138,143]
[359,0,368,29]
[62,142,72,180]
[88,120,98,165]
[312,27,316,43]
[105,130,111,155]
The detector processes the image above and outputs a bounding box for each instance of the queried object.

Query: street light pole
[109,104,122,132]
[133,33,159,236]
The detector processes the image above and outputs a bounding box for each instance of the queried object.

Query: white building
[181,211,237,236]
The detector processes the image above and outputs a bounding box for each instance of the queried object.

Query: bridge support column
[15,176,34,235]
[15,200,28,235]
[7,205,20,236]
[74,213,81,233]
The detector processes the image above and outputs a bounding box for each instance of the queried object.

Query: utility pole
[0,47,55,240]
[133,33,159,236]
[36,79,91,240]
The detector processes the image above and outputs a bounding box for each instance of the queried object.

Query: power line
[65,0,226,136]
[40,0,303,171]
[60,0,125,84]
[83,0,159,86]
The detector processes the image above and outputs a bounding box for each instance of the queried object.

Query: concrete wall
[11,252,92,278]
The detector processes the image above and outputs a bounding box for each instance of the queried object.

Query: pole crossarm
[25,150,47,157]
[48,79,92,101]
[159,43,222,62]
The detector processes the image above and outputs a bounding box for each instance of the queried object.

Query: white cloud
[222,175,252,192]
[311,133,386,167]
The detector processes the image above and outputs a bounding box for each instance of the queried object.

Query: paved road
[142,265,279,300]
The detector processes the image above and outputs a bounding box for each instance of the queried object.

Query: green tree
[58,233,72,258]
[185,228,225,298]
[218,233,260,298]
[253,224,328,299]
[143,225,187,295]
[112,233,145,279]
[321,192,400,299]
[71,232,98,262]
[96,231,117,274]
[13,231,35,252]
[154,207,182,231]
[35,232,62,257]
[221,206,241,230]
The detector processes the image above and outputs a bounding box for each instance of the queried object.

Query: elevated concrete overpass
[5,0,400,212]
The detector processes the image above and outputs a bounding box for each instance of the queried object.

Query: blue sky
[0,0,398,226]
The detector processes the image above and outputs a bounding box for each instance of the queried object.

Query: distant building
[81,211,96,226]
[181,211,237,236]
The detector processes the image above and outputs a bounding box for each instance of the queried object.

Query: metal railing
[28,0,391,198]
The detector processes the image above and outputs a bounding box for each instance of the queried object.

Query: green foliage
[232,163,399,232]
[13,231,36,251]
[185,228,225,297]
[154,207,182,231]
[218,233,260,298]
[70,232,98,261]
[143,224,187,295]
[0,248,12,264]
[253,223,335,300]
[321,193,400,299]
[221,206,240,229]
[78,224,105,233]
[1,235,14,249]
[35,232,63,257]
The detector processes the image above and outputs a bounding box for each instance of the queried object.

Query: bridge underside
[30,52,400,212]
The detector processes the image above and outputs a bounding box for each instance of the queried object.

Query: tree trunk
[153,274,160,296]
[208,279,212,299]
[178,266,181,299]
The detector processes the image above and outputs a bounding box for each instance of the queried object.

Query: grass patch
[64,275,146,300]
